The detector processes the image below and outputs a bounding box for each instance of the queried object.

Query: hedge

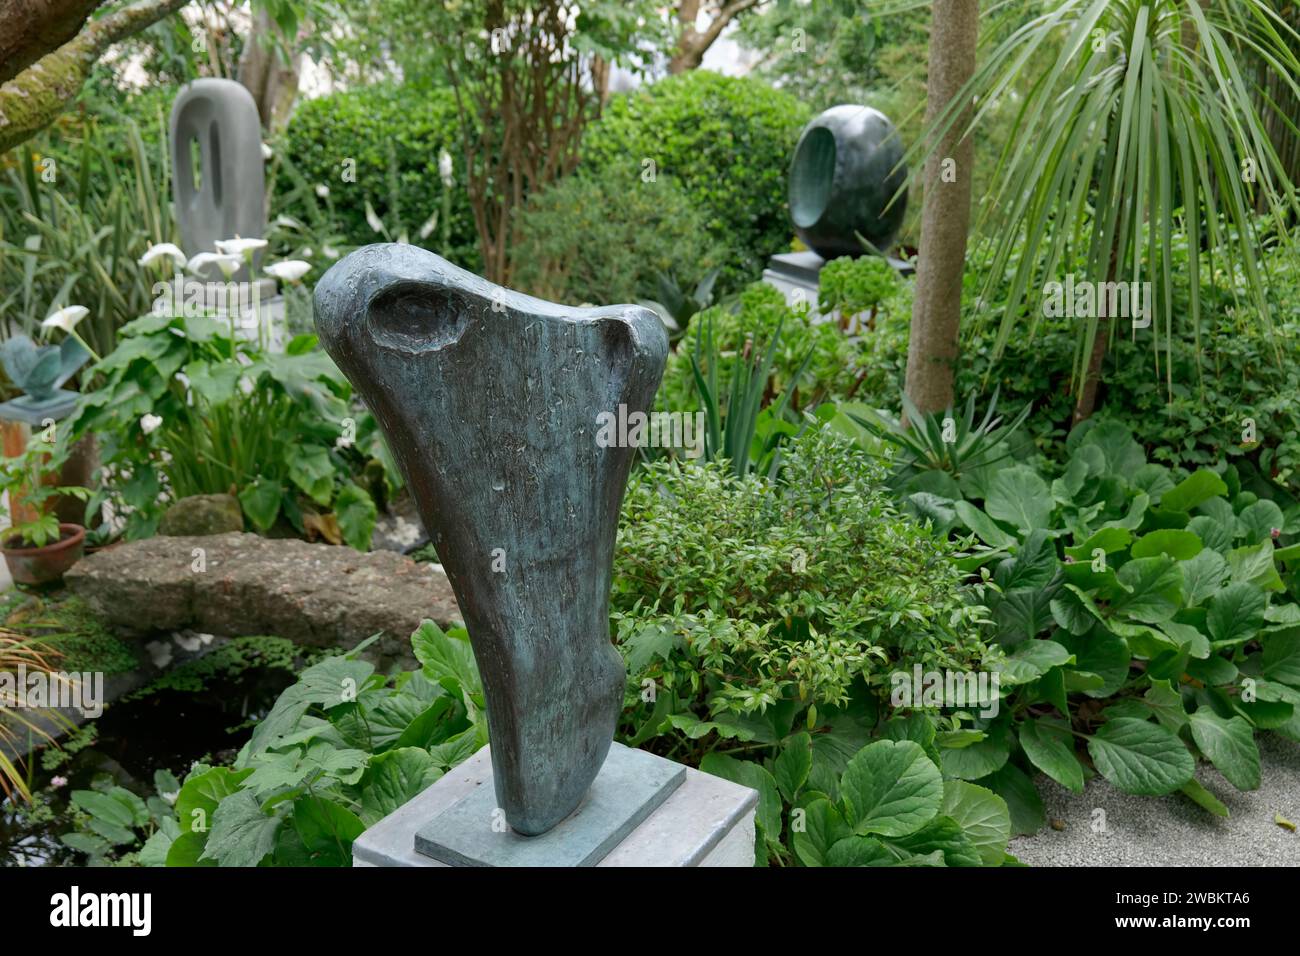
[581,70,810,291]
[278,82,481,271]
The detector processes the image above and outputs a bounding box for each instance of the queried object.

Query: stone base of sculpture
[352,744,758,868]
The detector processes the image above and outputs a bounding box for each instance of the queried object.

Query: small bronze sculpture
[315,244,667,836]
[788,105,908,258]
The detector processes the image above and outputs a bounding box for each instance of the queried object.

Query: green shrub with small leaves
[279,82,480,269]
[582,70,809,291]
[613,428,989,744]
[658,281,909,416]
[510,168,725,306]
[818,255,900,317]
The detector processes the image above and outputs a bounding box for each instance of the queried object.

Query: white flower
[42,305,89,333]
[418,212,439,240]
[334,434,353,451]
[140,413,163,435]
[439,150,454,187]
[138,242,187,270]
[365,201,384,234]
[302,247,314,258]
[160,791,179,806]
[323,245,340,259]
[261,143,273,160]
[214,236,268,260]
[315,184,330,199]
[264,259,311,284]
[238,376,255,396]
[187,252,242,278]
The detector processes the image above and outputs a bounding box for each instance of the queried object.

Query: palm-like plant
[906,0,1300,422]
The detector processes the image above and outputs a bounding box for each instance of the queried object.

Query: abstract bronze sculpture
[314,244,668,837]
[788,104,908,259]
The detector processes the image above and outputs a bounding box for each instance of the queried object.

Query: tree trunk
[1071,315,1109,425]
[0,0,190,153]
[904,0,979,416]
[236,8,302,134]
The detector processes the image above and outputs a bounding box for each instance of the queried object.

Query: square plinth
[414,742,684,867]
[354,742,758,867]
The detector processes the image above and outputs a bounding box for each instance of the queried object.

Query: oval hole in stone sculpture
[367,281,469,352]
[209,122,223,208]
[790,126,836,229]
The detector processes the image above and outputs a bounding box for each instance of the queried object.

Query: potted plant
[0,437,91,586]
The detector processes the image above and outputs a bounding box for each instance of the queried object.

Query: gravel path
[1009,735,1300,866]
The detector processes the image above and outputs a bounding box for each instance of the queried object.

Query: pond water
[0,663,294,866]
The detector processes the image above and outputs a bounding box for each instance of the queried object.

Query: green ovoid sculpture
[314,244,668,836]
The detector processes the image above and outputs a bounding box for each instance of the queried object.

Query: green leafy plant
[59,771,182,865]
[789,735,1013,867]
[613,429,990,773]
[582,70,810,290]
[921,419,1300,816]
[278,81,480,269]
[0,437,90,548]
[639,267,721,347]
[817,254,899,323]
[907,0,1300,418]
[510,169,725,308]
[688,311,812,480]
[141,622,485,867]
[0,114,174,357]
[65,311,378,548]
[838,388,1033,498]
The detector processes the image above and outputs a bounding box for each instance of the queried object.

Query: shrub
[510,169,725,306]
[818,255,900,317]
[65,314,380,549]
[613,428,989,740]
[612,429,995,863]
[582,71,809,291]
[279,82,481,270]
[657,281,909,415]
[841,237,1300,495]
[898,418,1300,822]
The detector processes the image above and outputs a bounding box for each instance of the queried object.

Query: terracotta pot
[2,523,86,586]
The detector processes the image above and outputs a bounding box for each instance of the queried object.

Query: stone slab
[354,744,758,867]
[414,742,684,866]
[65,532,460,669]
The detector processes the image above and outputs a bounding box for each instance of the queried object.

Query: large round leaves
[1086,718,1194,795]
[840,739,944,838]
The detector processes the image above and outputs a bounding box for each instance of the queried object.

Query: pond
[0,655,295,866]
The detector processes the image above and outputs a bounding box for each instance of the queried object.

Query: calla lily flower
[264,259,311,284]
[42,305,89,333]
[214,236,268,260]
[138,242,187,270]
[187,252,242,278]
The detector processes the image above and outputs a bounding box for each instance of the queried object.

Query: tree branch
[0,0,190,153]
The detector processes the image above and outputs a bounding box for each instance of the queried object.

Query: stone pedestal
[353,743,758,868]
